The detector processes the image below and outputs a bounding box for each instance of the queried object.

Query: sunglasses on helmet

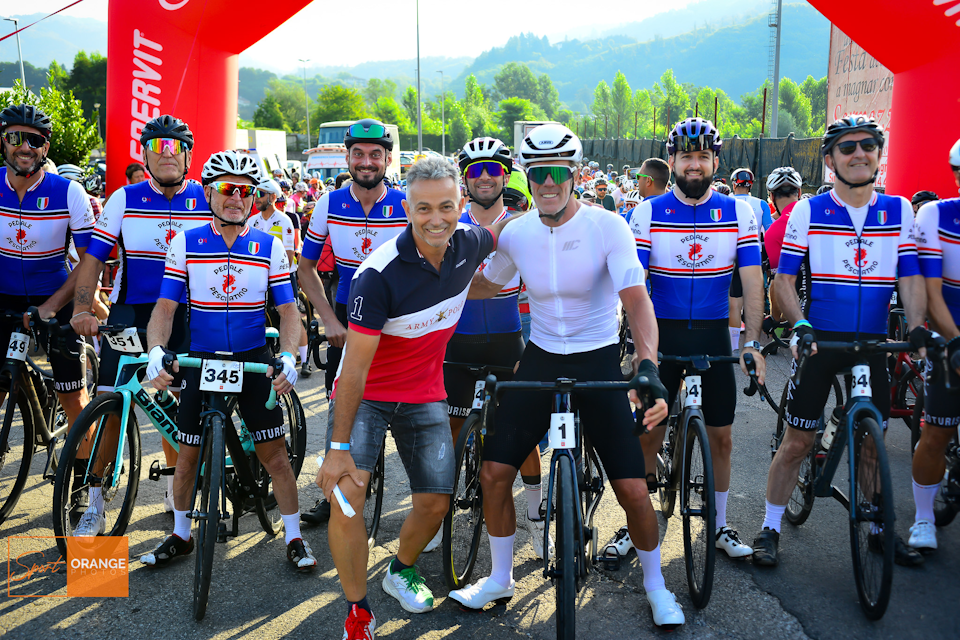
[673,134,716,153]
[144,138,186,155]
[463,160,506,179]
[527,165,574,185]
[732,171,753,184]
[210,182,256,198]
[835,139,880,155]
[2,131,47,149]
[347,122,387,139]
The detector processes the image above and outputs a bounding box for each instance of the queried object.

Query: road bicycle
[0,307,97,523]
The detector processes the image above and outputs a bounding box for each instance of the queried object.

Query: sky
[10,0,699,72]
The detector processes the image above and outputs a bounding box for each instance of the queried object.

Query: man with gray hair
[315,156,521,638]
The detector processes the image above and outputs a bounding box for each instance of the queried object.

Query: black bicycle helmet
[139,114,194,150]
[343,118,393,151]
[821,116,883,156]
[1,104,53,178]
[911,190,939,207]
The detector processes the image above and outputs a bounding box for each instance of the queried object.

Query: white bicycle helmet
[458,137,513,174]
[766,166,803,192]
[257,179,282,195]
[201,151,263,186]
[950,137,960,168]
[57,164,85,182]
[295,181,308,192]
[518,124,583,167]
[624,190,641,205]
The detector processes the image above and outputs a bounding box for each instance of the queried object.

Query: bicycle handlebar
[161,353,283,410]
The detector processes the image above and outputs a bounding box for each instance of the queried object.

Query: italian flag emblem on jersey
[382,205,393,218]
[710,208,722,221]
[37,197,49,210]
[877,210,887,224]
[185,198,197,210]
[248,241,260,254]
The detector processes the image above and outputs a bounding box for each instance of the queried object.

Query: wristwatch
[742,340,761,351]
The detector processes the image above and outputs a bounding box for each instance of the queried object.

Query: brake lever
[630,375,653,436]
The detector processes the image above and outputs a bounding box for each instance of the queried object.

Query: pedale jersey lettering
[301,184,407,304]
[159,223,293,353]
[0,168,94,296]
[86,179,209,304]
[916,197,960,326]
[455,210,521,335]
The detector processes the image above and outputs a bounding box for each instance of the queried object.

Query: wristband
[793,319,812,329]
[71,311,94,320]
[330,442,350,451]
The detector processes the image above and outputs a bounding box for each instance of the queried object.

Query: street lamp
[415,0,423,154]
[436,70,445,156]
[298,58,311,149]
[3,18,26,89]
[93,102,101,148]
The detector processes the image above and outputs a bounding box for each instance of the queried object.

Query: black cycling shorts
[923,356,960,429]
[0,294,86,393]
[98,303,189,392]
[657,319,736,427]
[325,301,349,392]
[176,346,284,446]
[443,331,524,418]
[482,342,644,481]
[729,260,743,298]
[783,330,889,431]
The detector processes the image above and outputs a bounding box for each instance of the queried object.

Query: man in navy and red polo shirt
[315,157,520,637]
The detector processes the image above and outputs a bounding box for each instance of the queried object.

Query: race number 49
[6,332,28,362]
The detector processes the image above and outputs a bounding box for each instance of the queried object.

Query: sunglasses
[464,160,506,179]
[731,171,753,183]
[144,137,187,155]
[835,139,880,155]
[347,122,386,139]
[210,182,256,198]
[634,173,653,181]
[255,189,276,198]
[673,134,716,153]
[527,165,574,185]
[2,131,47,149]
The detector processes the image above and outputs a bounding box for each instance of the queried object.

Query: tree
[800,75,828,133]
[651,70,690,132]
[371,97,412,133]
[312,85,367,126]
[402,86,419,124]
[778,77,812,137]
[265,79,313,133]
[253,94,285,129]
[611,71,632,137]
[535,73,560,120]
[363,78,398,106]
[463,74,486,111]
[632,89,654,138]
[496,97,541,139]
[62,51,106,142]
[591,80,612,118]
[494,62,538,103]
[448,100,473,151]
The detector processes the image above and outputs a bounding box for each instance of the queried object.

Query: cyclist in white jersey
[450,124,684,628]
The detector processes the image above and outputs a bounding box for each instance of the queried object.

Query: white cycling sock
[488,533,515,589]
[729,326,741,351]
[173,509,192,540]
[282,512,302,544]
[715,490,729,529]
[166,474,174,496]
[299,345,308,364]
[88,486,104,514]
[762,500,786,533]
[636,543,666,593]
[913,479,939,524]
[524,482,542,520]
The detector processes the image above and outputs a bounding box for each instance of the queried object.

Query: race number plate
[6,332,28,362]
[683,375,702,408]
[472,380,485,410]
[199,360,243,393]
[104,328,143,353]
[851,364,871,398]
[549,412,576,450]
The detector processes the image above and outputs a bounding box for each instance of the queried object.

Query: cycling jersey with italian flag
[916,197,960,325]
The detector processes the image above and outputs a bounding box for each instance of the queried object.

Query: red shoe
[342,604,376,640]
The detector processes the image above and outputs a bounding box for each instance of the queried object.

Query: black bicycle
[0,307,97,523]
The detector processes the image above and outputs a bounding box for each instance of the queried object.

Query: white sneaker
[715,526,753,558]
[73,511,105,537]
[382,564,434,613]
[422,528,442,553]
[448,576,515,610]
[163,491,175,513]
[908,519,937,553]
[525,515,555,559]
[606,525,635,557]
[647,589,685,628]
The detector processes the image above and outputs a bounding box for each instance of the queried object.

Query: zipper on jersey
[225,246,233,353]
[689,202,696,331]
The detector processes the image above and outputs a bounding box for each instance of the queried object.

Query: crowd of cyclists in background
[2,98,960,639]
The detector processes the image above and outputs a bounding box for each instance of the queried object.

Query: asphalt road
[1,341,958,640]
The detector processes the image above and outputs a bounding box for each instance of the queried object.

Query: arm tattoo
[76,286,93,307]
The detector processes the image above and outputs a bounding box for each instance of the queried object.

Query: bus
[305,120,401,182]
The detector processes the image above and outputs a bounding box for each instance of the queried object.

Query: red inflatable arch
[810,1,960,198]
[105,0,310,193]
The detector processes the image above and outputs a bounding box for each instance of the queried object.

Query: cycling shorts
[176,346,284,446]
[729,259,743,298]
[657,319,736,427]
[482,342,645,481]
[443,331,523,418]
[325,302,349,392]
[783,331,889,431]
[923,356,960,429]
[0,295,86,393]
[98,303,189,392]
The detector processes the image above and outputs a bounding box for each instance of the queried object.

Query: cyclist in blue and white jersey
[752,116,929,568]
[731,168,773,230]
[439,137,553,560]
[627,118,765,561]
[0,103,94,455]
[141,150,315,571]
[70,115,207,533]
[909,136,960,554]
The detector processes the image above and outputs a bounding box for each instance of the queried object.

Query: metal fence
[582,133,824,198]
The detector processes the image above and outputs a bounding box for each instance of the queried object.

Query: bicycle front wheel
[555,454,577,640]
[363,440,385,549]
[681,416,715,609]
[0,379,35,524]
[52,393,141,558]
[443,413,484,590]
[849,415,894,620]
[194,414,224,621]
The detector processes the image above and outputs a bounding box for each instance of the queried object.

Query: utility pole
[436,70,445,156]
[415,0,423,154]
[769,0,783,137]
[298,59,312,148]
[3,18,26,88]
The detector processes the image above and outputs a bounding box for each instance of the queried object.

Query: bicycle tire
[555,454,577,640]
[910,386,924,456]
[363,440,385,549]
[84,342,98,397]
[784,442,816,526]
[933,482,959,527]
[849,415,894,620]
[193,413,224,621]
[681,416,715,609]
[894,367,922,430]
[52,393,141,557]
[443,412,485,590]
[657,424,677,517]
[0,375,35,524]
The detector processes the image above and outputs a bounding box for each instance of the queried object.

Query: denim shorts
[326,399,454,494]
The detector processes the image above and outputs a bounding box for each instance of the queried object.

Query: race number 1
[6,332,28,362]
[549,412,576,450]
[199,360,243,393]
[104,328,143,353]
